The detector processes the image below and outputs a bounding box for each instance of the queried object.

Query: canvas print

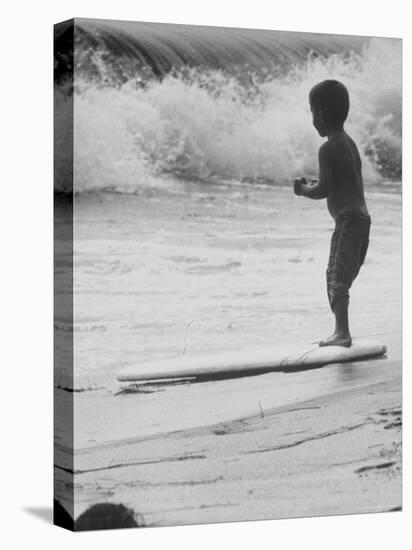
[54,18,402,531]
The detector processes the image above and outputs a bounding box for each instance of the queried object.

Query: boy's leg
[319,297,351,347]
[320,217,352,347]
[319,215,370,347]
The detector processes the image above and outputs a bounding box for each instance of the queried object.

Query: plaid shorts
[326,211,371,311]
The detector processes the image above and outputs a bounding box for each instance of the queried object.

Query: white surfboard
[117,340,387,382]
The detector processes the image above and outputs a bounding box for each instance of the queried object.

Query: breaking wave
[54,20,401,193]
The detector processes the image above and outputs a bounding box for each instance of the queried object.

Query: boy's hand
[294,177,307,196]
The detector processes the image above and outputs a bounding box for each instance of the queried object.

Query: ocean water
[52,184,402,391]
[53,21,402,389]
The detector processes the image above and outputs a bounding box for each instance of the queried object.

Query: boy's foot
[319,333,352,348]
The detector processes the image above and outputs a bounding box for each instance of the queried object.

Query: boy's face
[310,105,327,137]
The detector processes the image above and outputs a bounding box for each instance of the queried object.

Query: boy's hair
[309,80,349,126]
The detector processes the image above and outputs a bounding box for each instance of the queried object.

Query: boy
[294,80,370,347]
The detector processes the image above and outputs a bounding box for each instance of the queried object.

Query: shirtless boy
[294,79,370,347]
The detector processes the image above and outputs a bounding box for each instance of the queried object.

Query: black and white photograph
[53,17,402,531]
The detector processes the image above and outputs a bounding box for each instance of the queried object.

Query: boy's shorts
[326,211,371,311]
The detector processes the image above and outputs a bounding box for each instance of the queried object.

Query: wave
[55,18,367,83]
[54,21,402,193]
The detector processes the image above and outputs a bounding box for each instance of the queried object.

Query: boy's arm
[295,144,333,199]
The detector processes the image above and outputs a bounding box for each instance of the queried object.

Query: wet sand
[54,182,402,525]
[59,341,401,525]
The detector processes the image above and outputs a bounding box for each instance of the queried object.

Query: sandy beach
[71,361,401,526]
[54,182,401,525]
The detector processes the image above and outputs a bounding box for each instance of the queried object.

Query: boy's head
[309,80,349,136]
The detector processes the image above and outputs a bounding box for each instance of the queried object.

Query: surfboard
[117,340,387,382]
